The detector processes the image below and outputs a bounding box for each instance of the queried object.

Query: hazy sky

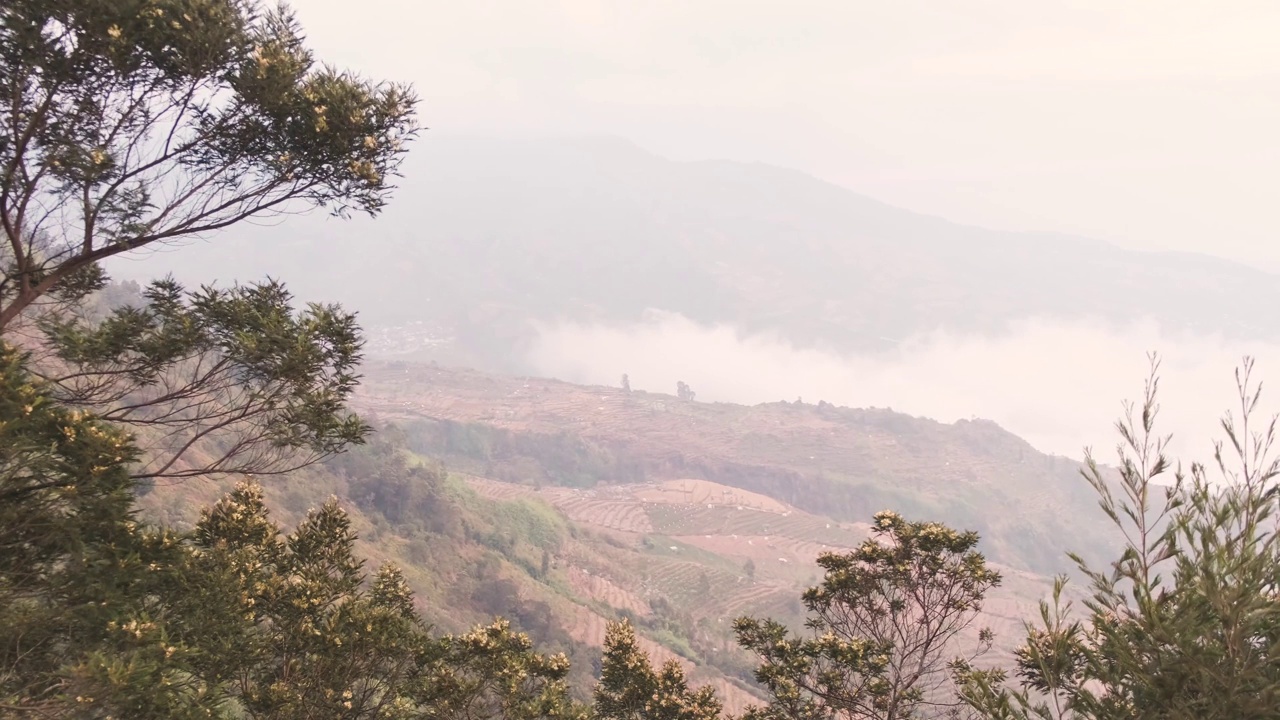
[289,0,1280,270]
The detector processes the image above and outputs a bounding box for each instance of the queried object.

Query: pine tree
[195,480,587,720]
[417,618,586,720]
[0,356,586,718]
[33,278,370,482]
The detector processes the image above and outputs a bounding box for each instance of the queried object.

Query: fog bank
[527,311,1280,464]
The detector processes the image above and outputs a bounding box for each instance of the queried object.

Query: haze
[291,0,1280,270]
[109,3,1280,466]
[528,312,1280,463]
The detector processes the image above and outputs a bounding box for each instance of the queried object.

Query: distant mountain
[109,135,1280,372]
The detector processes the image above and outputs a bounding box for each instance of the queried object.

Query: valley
[6,4,1269,715]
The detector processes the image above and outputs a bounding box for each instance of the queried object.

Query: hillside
[137,435,787,713]
[355,359,1114,575]
[132,357,1103,712]
[138,431,1064,715]
[111,135,1280,374]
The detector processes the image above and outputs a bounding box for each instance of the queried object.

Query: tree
[31,277,369,482]
[676,381,695,402]
[193,480,589,720]
[735,511,1001,720]
[595,620,722,720]
[416,619,586,720]
[622,374,631,393]
[743,558,756,580]
[0,341,585,719]
[0,0,419,482]
[957,357,1280,720]
[0,0,418,330]
[0,340,234,717]
[195,483,404,718]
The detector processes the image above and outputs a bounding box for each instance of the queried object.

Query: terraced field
[719,582,793,618]
[635,556,742,610]
[673,533,842,581]
[554,496,654,533]
[566,566,651,617]
[464,475,535,501]
[459,472,1060,696]
[647,504,866,546]
[633,479,790,513]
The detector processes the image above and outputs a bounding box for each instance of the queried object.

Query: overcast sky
[287,0,1280,271]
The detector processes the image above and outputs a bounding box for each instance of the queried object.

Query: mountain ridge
[107,134,1279,375]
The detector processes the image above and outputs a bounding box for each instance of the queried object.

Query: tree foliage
[195,481,585,720]
[0,343,584,718]
[0,340,229,716]
[0,0,418,328]
[191,481,425,718]
[334,425,450,530]
[595,620,722,720]
[32,276,369,481]
[736,511,1001,720]
[957,358,1280,720]
[0,0,414,483]
[415,618,585,720]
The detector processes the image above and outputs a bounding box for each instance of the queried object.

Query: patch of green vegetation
[498,497,569,551]
[403,419,646,489]
[645,627,699,662]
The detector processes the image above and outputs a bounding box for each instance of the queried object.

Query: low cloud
[527,310,1280,464]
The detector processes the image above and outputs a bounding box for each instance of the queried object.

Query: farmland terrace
[466,474,1060,689]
